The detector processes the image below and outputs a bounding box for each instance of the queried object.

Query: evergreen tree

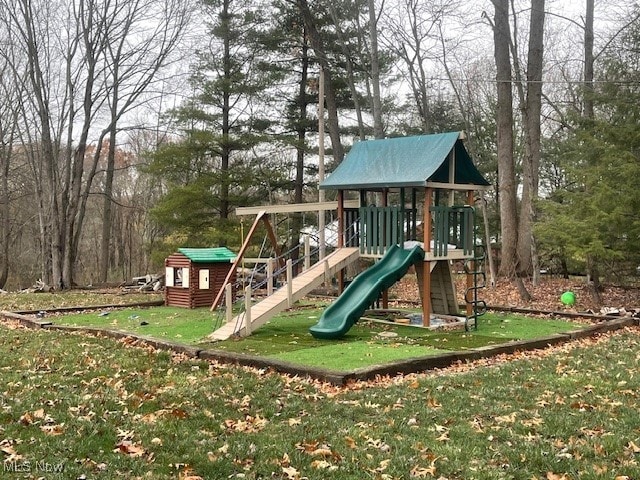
[537,11,640,291]
[147,0,288,248]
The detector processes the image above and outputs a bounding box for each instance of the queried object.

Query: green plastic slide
[309,244,425,339]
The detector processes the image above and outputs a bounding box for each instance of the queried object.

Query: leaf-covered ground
[0,290,163,312]
[391,275,640,313]
[1,317,639,479]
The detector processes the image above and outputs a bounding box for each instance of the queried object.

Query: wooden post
[422,188,433,326]
[324,260,331,285]
[337,190,345,292]
[267,259,274,296]
[448,150,456,206]
[225,283,233,324]
[466,190,475,317]
[318,67,326,260]
[381,188,389,308]
[337,190,345,248]
[244,285,252,335]
[286,259,293,307]
[304,235,311,271]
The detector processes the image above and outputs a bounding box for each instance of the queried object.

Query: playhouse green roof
[178,247,236,263]
[320,132,490,190]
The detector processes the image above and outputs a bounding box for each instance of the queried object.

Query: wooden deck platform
[208,248,360,340]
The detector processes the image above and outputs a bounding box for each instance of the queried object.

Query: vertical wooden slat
[442,207,449,257]
[391,207,398,246]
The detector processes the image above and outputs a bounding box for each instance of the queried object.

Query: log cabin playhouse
[165,247,236,308]
[320,131,491,328]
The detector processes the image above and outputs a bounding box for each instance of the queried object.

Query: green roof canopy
[178,247,236,263]
[320,132,490,190]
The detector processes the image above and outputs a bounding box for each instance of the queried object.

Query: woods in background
[0,0,638,298]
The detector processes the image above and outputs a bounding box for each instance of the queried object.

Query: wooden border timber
[236,200,360,216]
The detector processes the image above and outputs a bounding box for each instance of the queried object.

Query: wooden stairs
[208,247,360,341]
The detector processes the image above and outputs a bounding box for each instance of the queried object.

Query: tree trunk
[584,0,595,118]
[328,3,366,140]
[491,0,518,278]
[290,35,311,275]
[220,0,232,219]
[100,131,118,283]
[368,0,384,138]
[0,135,9,289]
[297,0,344,163]
[517,0,545,283]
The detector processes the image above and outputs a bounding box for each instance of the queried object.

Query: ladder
[464,245,487,331]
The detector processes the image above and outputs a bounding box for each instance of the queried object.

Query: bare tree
[96,0,191,283]
[490,0,519,280]
[0,68,22,288]
[515,0,545,283]
[379,0,459,133]
[0,0,192,288]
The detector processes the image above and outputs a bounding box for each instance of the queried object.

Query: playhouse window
[165,267,189,288]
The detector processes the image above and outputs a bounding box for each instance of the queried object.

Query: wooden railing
[350,205,475,258]
[431,205,475,257]
[358,206,404,255]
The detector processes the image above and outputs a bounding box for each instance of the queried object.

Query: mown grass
[59,306,215,344]
[209,310,584,370]
[1,322,639,479]
[55,301,586,371]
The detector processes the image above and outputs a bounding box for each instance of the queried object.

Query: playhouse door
[199,269,209,289]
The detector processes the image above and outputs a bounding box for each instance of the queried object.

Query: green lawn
[56,302,586,371]
[0,321,639,479]
[59,305,217,343]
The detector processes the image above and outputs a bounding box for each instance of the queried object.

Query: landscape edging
[1,309,637,386]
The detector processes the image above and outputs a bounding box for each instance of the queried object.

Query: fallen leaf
[345,436,357,449]
[310,459,332,469]
[40,424,64,436]
[114,440,146,457]
[626,441,640,453]
[282,465,300,479]
[310,448,333,457]
[546,473,568,480]
[410,463,437,477]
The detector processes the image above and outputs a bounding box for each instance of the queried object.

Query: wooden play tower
[208,131,490,340]
[320,131,491,326]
